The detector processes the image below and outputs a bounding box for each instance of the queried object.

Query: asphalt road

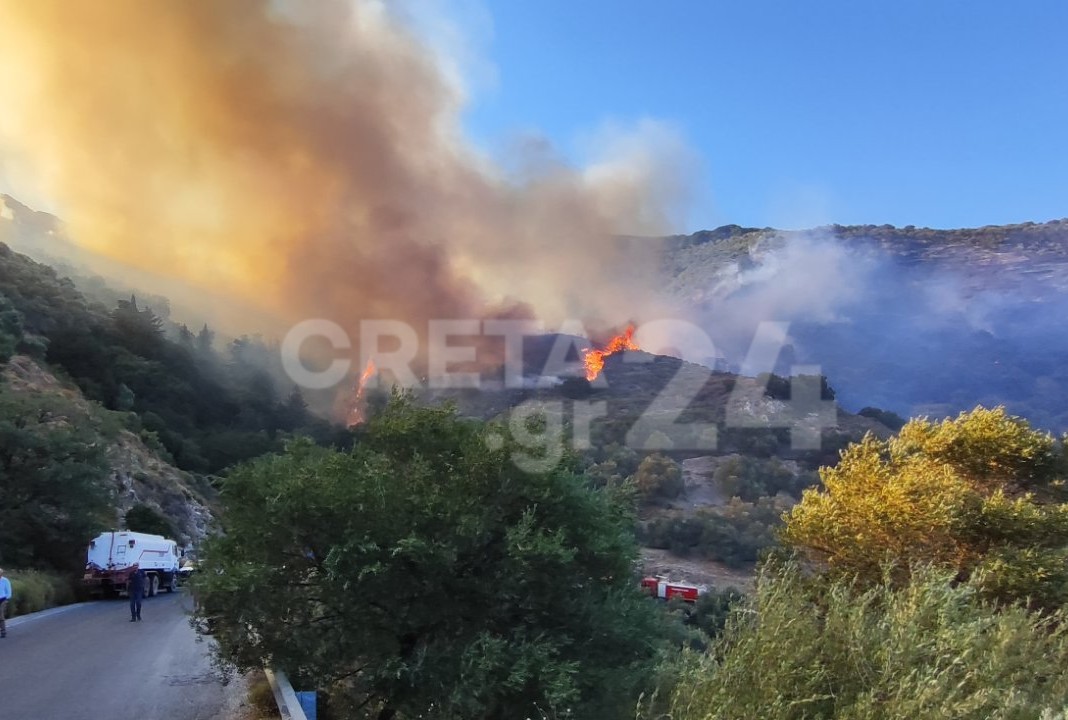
[0,590,239,720]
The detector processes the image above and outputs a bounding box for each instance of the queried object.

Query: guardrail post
[295,690,318,719]
[265,668,311,720]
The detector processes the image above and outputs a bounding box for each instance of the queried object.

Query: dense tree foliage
[784,407,1068,607]
[585,445,815,568]
[639,496,790,568]
[0,294,25,362]
[195,398,665,720]
[0,386,114,572]
[679,586,745,643]
[0,244,343,474]
[647,564,1068,720]
[712,455,816,502]
[124,503,176,538]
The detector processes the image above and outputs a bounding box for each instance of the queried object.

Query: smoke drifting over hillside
[687,231,1068,431]
[0,0,688,343]
[697,235,874,368]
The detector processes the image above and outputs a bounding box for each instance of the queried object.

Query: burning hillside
[582,325,640,381]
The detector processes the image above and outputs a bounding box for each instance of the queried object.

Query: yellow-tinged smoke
[0,0,690,340]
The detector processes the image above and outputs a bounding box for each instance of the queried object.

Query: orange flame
[582,325,639,381]
[346,358,377,427]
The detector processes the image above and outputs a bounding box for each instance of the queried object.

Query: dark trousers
[129,594,142,620]
[0,598,7,635]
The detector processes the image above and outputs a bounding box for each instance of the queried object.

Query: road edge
[6,602,92,628]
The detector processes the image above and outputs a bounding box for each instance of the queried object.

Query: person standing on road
[0,568,11,638]
[128,566,145,622]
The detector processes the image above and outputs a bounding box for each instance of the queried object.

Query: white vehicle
[83,531,181,597]
[177,560,197,581]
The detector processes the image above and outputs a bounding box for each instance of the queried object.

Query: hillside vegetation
[430,350,892,573]
[0,240,350,576]
[0,242,344,474]
[647,407,1068,720]
[659,218,1068,431]
[195,399,1068,720]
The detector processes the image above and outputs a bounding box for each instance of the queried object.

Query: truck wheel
[165,575,177,593]
[149,574,159,597]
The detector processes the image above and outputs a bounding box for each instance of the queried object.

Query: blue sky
[457,1,1068,232]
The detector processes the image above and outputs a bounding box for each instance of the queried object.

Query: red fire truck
[640,576,706,603]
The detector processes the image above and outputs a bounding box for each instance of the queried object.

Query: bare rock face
[105,433,216,545]
[3,353,88,401]
[2,354,216,546]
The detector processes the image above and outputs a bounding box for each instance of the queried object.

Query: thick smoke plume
[0,1,688,351]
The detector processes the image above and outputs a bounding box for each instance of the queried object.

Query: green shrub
[712,456,814,502]
[7,569,76,617]
[683,587,745,642]
[638,497,790,568]
[644,564,1068,720]
[633,453,685,501]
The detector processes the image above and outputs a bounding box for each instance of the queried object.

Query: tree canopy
[783,406,1068,607]
[124,503,176,538]
[0,386,114,571]
[195,397,664,720]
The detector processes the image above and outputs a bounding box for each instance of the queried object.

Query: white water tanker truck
[83,531,181,597]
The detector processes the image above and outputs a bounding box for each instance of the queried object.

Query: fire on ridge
[582,325,639,381]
